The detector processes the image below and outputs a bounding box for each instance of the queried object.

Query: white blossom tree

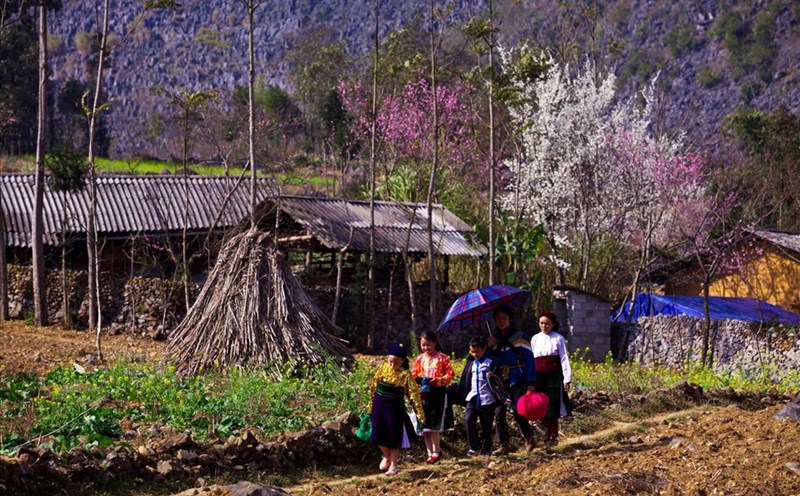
[502,50,706,290]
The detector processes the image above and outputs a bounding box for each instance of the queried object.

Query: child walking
[368,344,425,476]
[456,336,499,456]
[411,330,455,464]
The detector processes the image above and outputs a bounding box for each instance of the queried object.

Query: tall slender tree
[31,0,48,327]
[152,87,218,311]
[426,0,442,331]
[86,0,178,359]
[366,0,379,351]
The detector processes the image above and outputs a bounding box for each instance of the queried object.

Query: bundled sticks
[166,228,352,376]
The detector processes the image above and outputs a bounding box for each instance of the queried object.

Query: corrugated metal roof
[273,197,486,257]
[1,173,276,247]
[749,228,800,256]
[1,174,486,257]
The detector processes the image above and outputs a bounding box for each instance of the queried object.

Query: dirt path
[285,406,713,495]
[287,404,800,495]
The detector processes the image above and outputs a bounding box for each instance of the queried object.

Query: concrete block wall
[552,287,611,362]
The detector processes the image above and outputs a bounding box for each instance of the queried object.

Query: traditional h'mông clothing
[411,351,455,433]
[531,330,572,442]
[368,362,425,449]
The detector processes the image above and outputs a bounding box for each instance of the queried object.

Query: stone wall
[553,287,611,362]
[5,265,468,352]
[5,265,198,339]
[613,315,800,381]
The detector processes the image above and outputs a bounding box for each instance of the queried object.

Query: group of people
[366,307,573,476]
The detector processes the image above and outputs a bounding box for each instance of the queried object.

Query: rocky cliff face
[47,0,800,158]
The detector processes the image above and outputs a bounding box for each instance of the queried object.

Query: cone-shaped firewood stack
[167,228,352,376]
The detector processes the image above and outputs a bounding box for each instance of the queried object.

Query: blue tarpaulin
[612,293,800,326]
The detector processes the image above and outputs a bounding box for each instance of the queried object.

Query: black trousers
[465,397,496,454]
[494,383,534,447]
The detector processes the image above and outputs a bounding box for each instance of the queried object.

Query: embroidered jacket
[368,362,425,421]
[411,351,456,387]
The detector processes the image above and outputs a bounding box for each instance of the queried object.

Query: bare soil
[0,321,165,377]
[2,321,799,495]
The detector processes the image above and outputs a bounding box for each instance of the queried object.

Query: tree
[607,131,707,308]
[46,143,87,328]
[723,106,800,232]
[366,0,379,351]
[31,0,49,327]
[152,87,218,311]
[503,52,663,289]
[85,0,178,359]
[425,0,442,331]
[0,0,37,154]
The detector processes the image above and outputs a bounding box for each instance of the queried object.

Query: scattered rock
[774,394,800,422]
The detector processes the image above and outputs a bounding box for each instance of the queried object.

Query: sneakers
[491,445,509,456]
[466,449,477,457]
[385,465,399,476]
[379,456,389,471]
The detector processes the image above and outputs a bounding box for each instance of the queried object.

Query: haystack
[166,228,352,376]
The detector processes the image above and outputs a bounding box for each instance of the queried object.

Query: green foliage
[1,358,372,453]
[713,9,777,81]
[195,27,230,50]
[46,144,88,193]
[720,105,800,230]
[617,48,662,87]
[571,350,800,395]
[697,67,723,88]
[0,8,38,154]
[664,22,699,57]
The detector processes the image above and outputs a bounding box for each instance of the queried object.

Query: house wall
[553,288,610,362]
[664,244,800,314]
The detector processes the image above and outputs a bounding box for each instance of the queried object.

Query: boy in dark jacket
[457,336,500,456]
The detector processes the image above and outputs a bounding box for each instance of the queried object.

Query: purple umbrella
[438,284,531,332]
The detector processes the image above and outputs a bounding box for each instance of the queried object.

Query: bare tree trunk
[31,0,48,327]
[246,0,258,224]
[88,0,110,360]
[487,0,496,286]
[181,108,190,312]
[426,0,440,332]
[332,250,344,324]
[0,182,7,321]
[366,0,379,351]
[404,253,417,332]
[701,275,712,367]
[60,191,72,328]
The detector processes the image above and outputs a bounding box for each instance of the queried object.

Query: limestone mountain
[45,0,800,158]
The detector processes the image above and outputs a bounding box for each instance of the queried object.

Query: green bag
[355,412,372,442]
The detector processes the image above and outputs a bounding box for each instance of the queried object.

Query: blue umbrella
[438,284,530,332]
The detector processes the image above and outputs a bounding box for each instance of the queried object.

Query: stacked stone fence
[612,315,800,381]
[5,265,470,353]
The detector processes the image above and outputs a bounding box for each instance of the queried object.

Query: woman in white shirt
[530,310,572,446]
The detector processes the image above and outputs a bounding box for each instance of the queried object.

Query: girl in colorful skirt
[411,330,455,464]
[531,310,573,446]
[369,344,425,476]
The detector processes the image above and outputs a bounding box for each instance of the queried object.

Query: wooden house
[658,228,800,314]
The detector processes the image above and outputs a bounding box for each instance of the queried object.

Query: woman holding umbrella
[531,310,572,446]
